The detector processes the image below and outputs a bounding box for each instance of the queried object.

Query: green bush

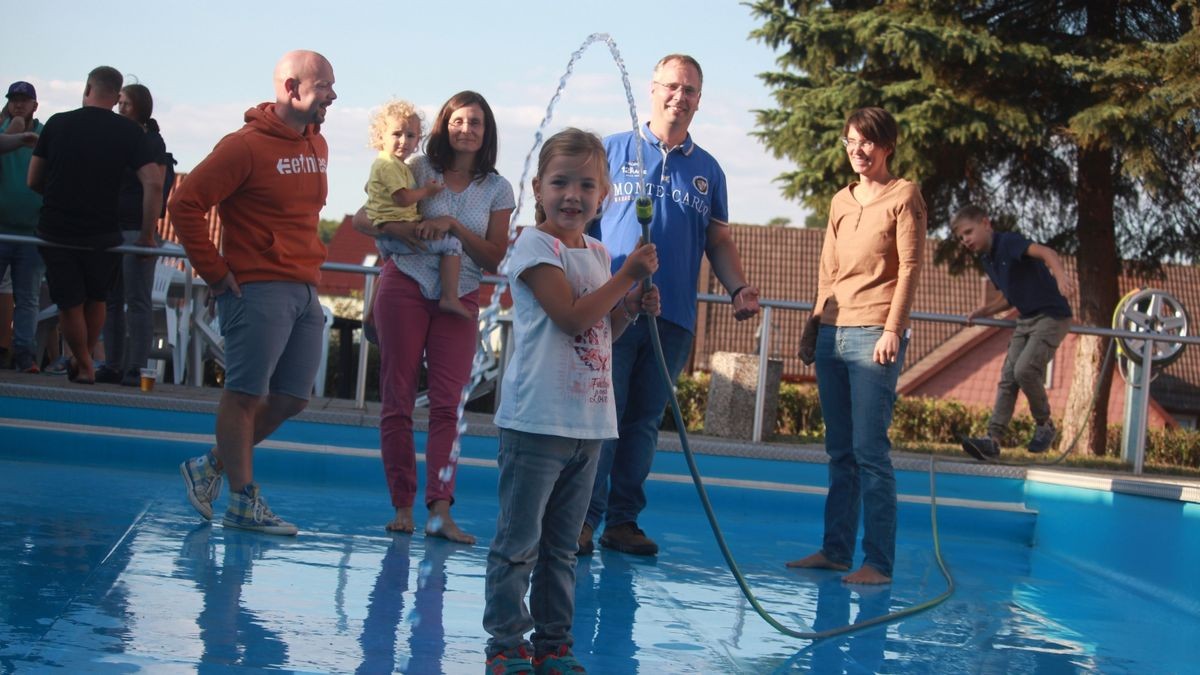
[774,383,823,442]
[891,395,1035,447]
[1105,426,1200,469]
[662,372,708,432]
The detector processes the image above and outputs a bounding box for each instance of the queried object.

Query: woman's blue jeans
[814,325,907,578]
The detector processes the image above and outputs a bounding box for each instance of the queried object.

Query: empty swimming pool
[1,394,1197,673]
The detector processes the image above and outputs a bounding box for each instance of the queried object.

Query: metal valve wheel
[1112,288,1190,366]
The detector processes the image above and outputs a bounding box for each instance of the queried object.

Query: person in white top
[483,128,659,673]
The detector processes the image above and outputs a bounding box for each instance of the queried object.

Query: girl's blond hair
[534,128,610,224]
[368,99,423,151]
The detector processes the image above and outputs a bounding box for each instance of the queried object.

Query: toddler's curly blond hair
[368,99,423,151]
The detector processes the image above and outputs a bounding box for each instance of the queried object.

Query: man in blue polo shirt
[952,205,1075,459]
[581,54,761,556]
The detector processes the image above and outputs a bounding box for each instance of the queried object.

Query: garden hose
[637,197,954,640]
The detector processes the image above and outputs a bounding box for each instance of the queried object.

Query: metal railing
[6,233,1196,473]
[700,291,1200,478]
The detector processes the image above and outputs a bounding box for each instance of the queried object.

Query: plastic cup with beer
[139,368,158,392]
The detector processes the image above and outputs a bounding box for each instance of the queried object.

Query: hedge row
[666,373,1200,469]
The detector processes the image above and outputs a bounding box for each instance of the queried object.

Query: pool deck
[3,369,1200,673]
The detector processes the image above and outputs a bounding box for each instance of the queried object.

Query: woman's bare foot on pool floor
[425,500,476,544]
[842,565,891,585]
[385,507,415,534]
[786,551,851,571]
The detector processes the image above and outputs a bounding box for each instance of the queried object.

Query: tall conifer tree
[749,0,1199,454]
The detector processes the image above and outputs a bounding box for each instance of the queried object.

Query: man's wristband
[730,285,748,301]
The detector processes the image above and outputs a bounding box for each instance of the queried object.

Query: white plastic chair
[150,261,185,384]
[312,304,334,396]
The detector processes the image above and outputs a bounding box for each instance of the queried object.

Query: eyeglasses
[841,137,876,152]
[654,81,701,98]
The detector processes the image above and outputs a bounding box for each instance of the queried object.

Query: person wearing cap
[0,81,47,373]
[27,67,163,384]
[1,82,39,153]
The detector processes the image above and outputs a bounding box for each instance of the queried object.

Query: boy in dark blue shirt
[952,206,1075,459]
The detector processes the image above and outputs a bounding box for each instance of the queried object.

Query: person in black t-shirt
[27,66,163,384]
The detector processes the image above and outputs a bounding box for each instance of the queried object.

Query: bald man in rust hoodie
[174,50,336,536]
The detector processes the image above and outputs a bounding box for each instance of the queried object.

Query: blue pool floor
[2,445,1197,675]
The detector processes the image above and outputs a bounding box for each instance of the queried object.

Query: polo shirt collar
[640,122,694,156]
[982,231,1001,263]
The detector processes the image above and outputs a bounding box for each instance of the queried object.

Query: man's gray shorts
[215,281,325,400]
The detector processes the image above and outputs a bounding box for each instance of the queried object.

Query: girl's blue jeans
[483,429,600,658]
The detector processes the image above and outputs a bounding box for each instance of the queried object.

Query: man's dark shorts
[39,246,120,309]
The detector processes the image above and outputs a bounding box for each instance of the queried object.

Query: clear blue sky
[2,0,810,227]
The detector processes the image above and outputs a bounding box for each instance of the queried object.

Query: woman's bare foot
[425,500,475,544]
[385,507,415,534]
[439,296,474,321]
[785,551,851,571]
[842,565,891,585]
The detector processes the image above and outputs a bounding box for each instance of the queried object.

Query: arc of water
[442,33,645,482]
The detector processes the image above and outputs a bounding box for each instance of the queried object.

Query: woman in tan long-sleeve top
[789,106,927,585]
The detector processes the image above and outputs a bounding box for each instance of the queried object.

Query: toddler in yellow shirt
[364,99,469,320]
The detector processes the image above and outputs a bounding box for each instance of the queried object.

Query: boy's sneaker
[486,646,534,674]
[599,522,658,556]
[962,437,1001,461]
[223,483,298,536]
[12,351,40,374]
[533,645,587,674]
[180,452,223,520]
[1028,421,1057,454]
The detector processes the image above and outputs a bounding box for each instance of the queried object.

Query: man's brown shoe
[599,522,658,556]
[578,522,595,556]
